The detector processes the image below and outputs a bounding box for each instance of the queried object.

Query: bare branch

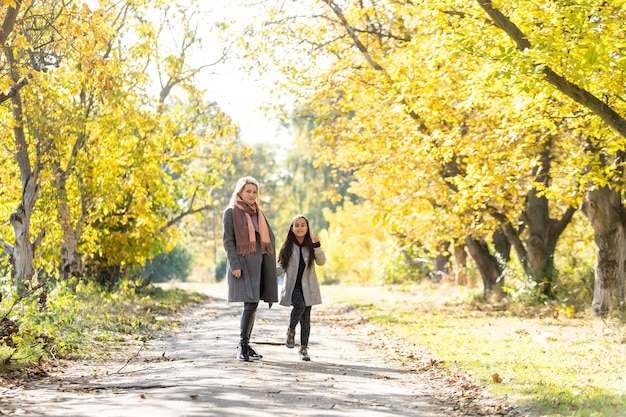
[325,0,383,71]
[117,345,144,373]
[1,240,14,258]
[32,229,46,252]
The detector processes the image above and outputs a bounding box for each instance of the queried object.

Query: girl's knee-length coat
[223,207,278,304]
[277,244,326,307]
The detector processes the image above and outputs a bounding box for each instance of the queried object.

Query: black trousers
[288,284,311,346]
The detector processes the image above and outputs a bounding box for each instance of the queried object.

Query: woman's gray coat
[223,207,278,304]
[277,244,326,307]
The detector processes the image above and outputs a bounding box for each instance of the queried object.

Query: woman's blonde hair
[229,176,260,206]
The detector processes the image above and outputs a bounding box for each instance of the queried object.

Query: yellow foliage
[216,0,626,278]
[1,0,16,9]
[0,0,232,281]
[321,201,396,284]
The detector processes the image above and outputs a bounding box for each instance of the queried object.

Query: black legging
[289,283,311,346]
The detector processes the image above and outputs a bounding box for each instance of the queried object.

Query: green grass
[0,281,208,371]
[322,282,626,417]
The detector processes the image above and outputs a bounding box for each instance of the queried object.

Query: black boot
[238,303,257,361]
[237,341,250,361]
[299,345,310,361]
[286,328,295,348]
[243,307,262,360]
[247,345,263,360]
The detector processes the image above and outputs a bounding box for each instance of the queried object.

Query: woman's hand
[233,269,242,278]
[310,231,320,244]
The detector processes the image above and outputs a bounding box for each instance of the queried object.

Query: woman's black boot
[237,341,250,361]
[238,303,257,361]
[244,308,263,360]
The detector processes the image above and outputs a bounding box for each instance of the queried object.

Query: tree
[469,0,626,313]
[0,0,65,293]
[1,0,233,292]
[216,0,624,310]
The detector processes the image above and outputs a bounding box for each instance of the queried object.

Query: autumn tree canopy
[218,0,626,313]
[0,0,234,293]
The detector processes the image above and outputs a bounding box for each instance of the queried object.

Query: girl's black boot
[286,328,295,348]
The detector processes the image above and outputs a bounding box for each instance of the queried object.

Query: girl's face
[292,217,308,240]
[239,183,258,206]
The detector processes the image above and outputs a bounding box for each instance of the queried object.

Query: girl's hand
[233,269,242,278]
[310,231,320,243]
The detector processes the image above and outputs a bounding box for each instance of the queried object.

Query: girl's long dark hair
[278,215,316,268]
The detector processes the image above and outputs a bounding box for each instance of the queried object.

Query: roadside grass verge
[322,282,626,417]
[0,281,208,373]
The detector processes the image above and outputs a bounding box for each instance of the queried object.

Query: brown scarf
[232,198,273,255]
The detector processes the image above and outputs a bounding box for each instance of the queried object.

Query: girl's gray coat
[223,207,278,304]
[277,244,326,307]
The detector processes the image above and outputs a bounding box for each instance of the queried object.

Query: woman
[277,215,326,361]
[223,176,278,362]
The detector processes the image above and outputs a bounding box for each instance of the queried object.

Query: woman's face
[239,183,258,206]
[292,217,309,240]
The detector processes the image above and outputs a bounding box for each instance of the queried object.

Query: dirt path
[0,283,522,417]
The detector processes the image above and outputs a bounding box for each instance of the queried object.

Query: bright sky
[83,0,292,147]
[200,1,293,147]
[204,62,291,146]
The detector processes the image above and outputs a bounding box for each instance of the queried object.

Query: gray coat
[223,207,278,304]
[277,244,326,307]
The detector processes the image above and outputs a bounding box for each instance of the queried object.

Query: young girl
[276,215,326,361]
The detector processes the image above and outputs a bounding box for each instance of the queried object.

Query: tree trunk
[525,186,553,295]
[54,161,83,281]
[9,204,36,294]
[581,187,626,315]
[3,18,41,293]
[453,244,468,286]
[465,236,504,301]
[523,187,575,298]
[524,141,576,297]
[432,241,451,281]
[492,229,511,263]
[7,85,39,293]
[493,139,575,298]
